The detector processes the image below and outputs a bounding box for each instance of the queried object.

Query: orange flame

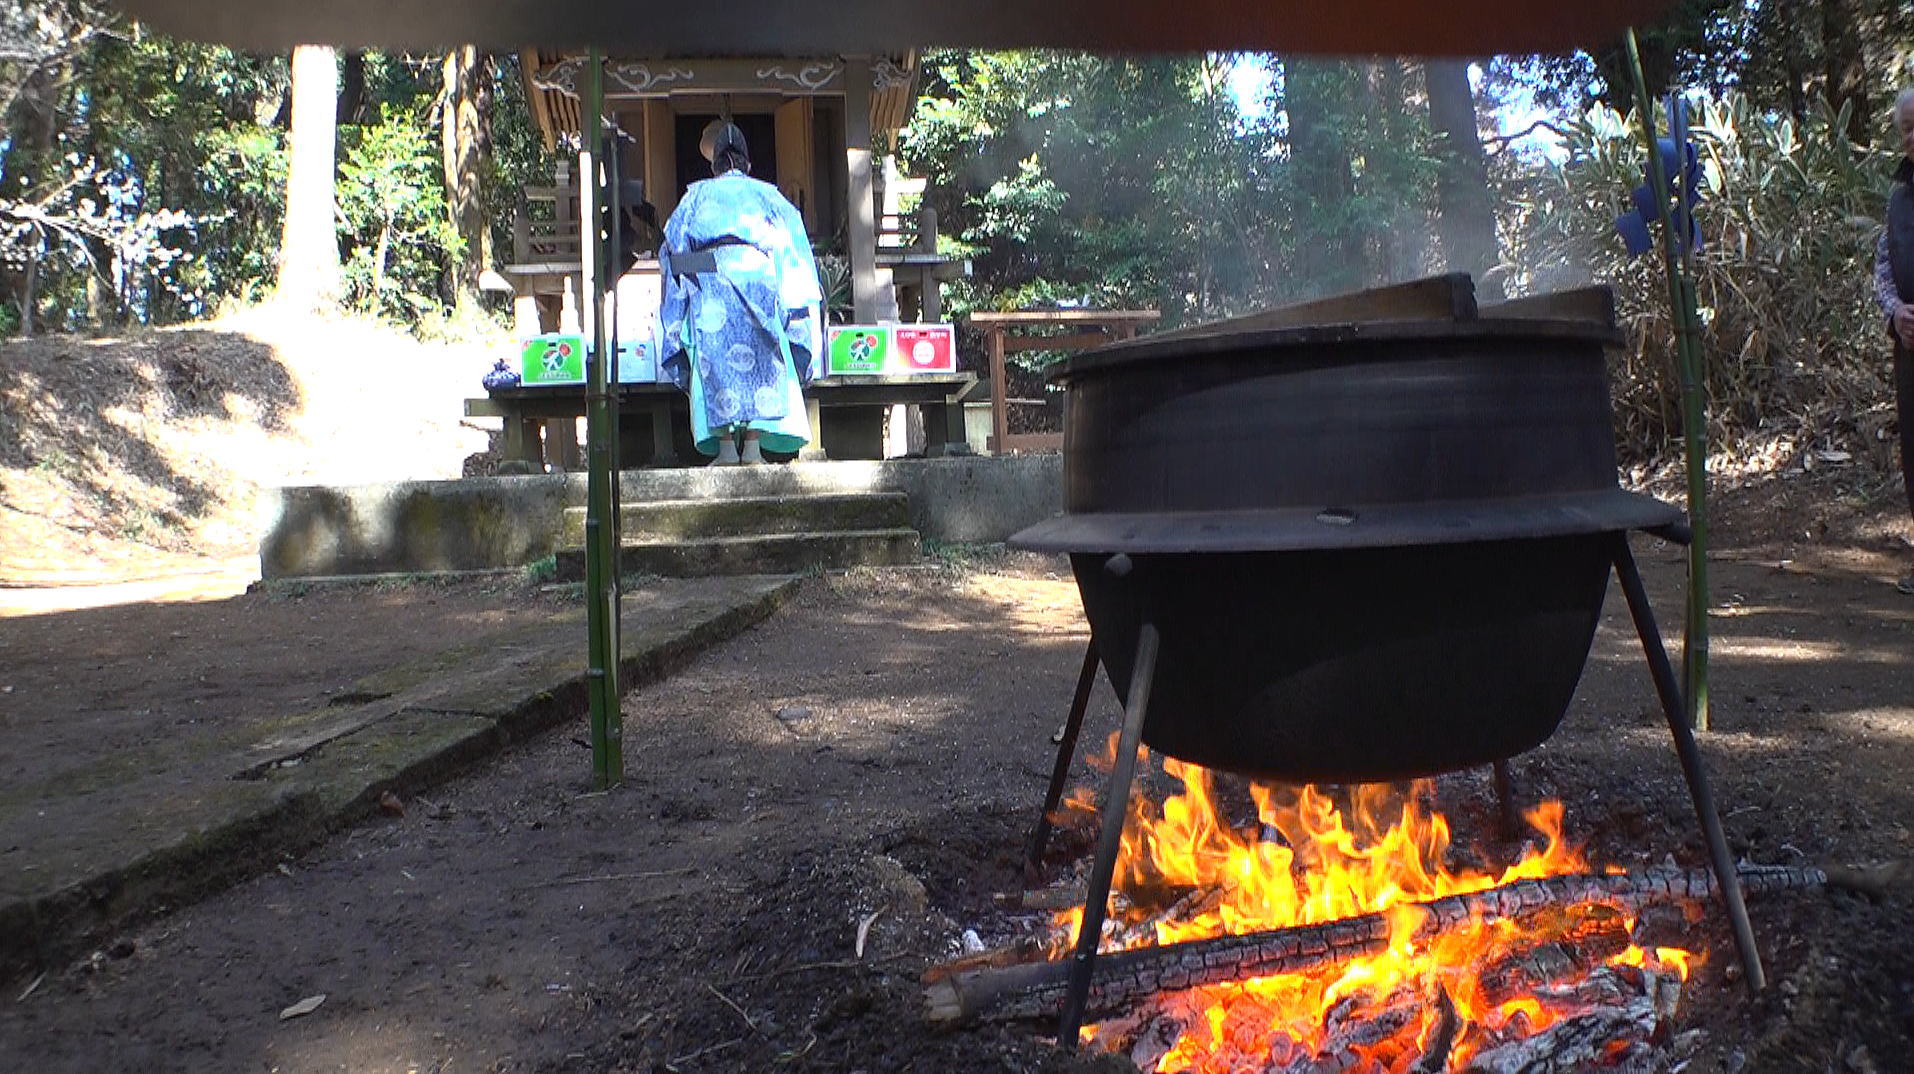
[1054,744,1693,1072]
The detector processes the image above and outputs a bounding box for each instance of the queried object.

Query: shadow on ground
[0,329,298,535]
[0,550,1907,1072]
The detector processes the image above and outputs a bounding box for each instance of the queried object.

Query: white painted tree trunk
[277,44,341,311]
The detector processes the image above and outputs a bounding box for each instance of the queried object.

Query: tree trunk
[1591,35,1676,110]
[1283,58,1361,299]
[1425,58,1502,300]
[1820,0,1872,145]
[1373,59,1426,282]
[371,215,391,311]
[441,45,495,307]
[1781,54,1809,127]
[276,44,341,311]
[337,49,366,126]
[2,62,64,334]
[80,55,125,330]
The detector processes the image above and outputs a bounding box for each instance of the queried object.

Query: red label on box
[892,325,956,373]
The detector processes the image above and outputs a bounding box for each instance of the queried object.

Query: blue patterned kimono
[659,171,823,456]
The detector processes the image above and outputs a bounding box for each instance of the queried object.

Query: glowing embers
[1049,752,1694,1073]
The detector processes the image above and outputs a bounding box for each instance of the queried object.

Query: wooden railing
[876,170,937,253]
[512,162,582,267]
[964,309,1161,454]
[509,165,941,275]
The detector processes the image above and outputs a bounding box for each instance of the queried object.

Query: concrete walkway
[0,573,800,980]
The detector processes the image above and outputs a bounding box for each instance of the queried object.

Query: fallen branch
[926,863,1830,1026]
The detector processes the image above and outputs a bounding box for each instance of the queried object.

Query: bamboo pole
[583,48,624,790]
[1623,28,1711,730]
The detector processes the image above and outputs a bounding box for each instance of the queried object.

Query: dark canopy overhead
[109,0,1672,56]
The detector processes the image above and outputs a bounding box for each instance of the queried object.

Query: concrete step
[558,492,911,545]
[556,528,922,580]
[587,460,923,507]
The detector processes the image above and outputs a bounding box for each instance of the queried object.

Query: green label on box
[827,326,889,375]
[521,334,585,384]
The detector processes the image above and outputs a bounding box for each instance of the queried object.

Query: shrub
[337,104,463,321]
[1502,91,1901,474]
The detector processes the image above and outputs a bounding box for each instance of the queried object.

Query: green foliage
[0,28,539,335]
[1280,58,1446,297]
[900,51,1452,360]
[172,124,288,311]
[1503,91,1900,462]
[83,36,288,317]
[336,103,462,320]
[1,27,286,327]
[814,254,853,322]
[1485,0,1913,126]
[900,51,1286,336]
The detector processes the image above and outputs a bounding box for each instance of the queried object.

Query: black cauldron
[1011,299,1680,783]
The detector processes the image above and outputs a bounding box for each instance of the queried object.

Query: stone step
[588,460,915,507]
[558,492,911,545]
[555,528,922,580]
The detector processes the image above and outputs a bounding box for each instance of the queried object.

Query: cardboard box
[892,324,957,373]
[520,334,585,385]
[613,268,670,384]
[824,324,958,376]
[616,337,659,384]
[827,325,891,375]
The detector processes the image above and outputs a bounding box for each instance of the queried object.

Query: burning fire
[1050,743,1693,1072]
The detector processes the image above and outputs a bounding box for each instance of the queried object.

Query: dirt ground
[0,493,1910,1073]
[0,308,496,586]
[3,308,1912,1072]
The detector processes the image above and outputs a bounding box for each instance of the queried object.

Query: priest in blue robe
[659,121,824,464]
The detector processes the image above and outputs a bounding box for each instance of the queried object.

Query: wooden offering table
[466,373,976,470]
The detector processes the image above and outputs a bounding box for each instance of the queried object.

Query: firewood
[1474,905,1634,1008]
[1462,991,1663,1073]
[924,863,1827,1026]
[1126,1011,1189,1071]
[1411,986,1461,1074]
[1820,860,1914,900]
[1291,989,1422,1072]
[919,935,1053,984]
[1527,965,1681,1025]
[996,886,1094,912]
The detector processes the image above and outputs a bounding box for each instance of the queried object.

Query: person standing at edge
[1875,89,1914,595]
[659,121,824,465]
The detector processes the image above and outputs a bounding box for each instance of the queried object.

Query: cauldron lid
[1048,317,1623,385]
[1010,489,1682,554]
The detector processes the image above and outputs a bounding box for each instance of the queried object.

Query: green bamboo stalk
[1623,29,1710,731]
[583,48,623,788]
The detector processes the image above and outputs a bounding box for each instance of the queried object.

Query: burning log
[1125,1012,1189,1071]
[919,935,1052,983]
[1520,964,1683,1026]
[925,863,1827,1026]
[1473,905,1634,1008]
[1277,988,1425,1073]
[1462,968,1678,1074]
[1411,986,1462,1074]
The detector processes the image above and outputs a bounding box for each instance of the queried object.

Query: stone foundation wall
[260,455,1064,580]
